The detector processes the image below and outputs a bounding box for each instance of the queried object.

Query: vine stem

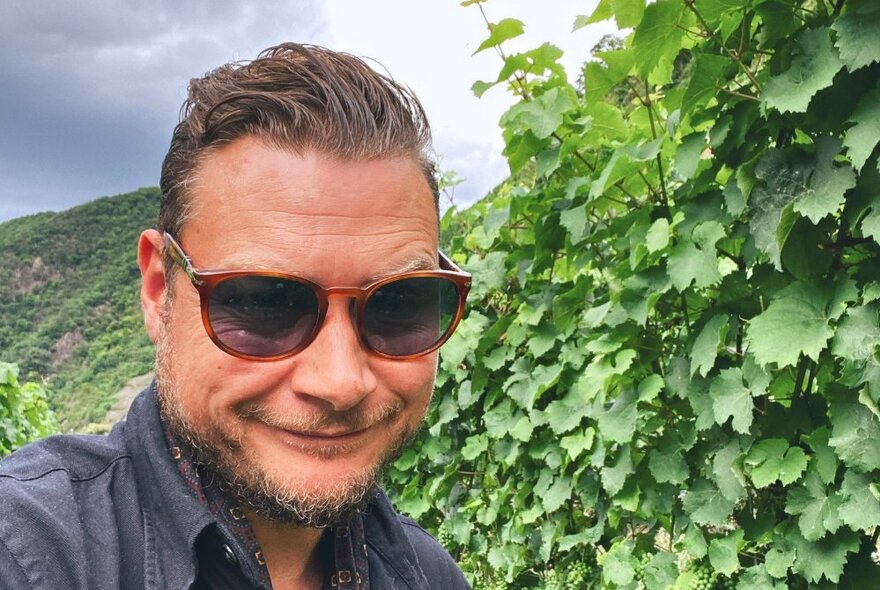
[642,80,671,216]
[804,361,817,397]
[684,0,763,96]
[680,293,691,336]
[791,356,808,404]
[718,247,745,270]
[475,4,643,208]
[716,85,760,102]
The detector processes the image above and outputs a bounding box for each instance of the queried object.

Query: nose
[287,295,378,411]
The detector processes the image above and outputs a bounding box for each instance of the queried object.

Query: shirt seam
[0,454,132,483]
[399,519,431,536]
[0,530,32,589]
[365,537,417,590]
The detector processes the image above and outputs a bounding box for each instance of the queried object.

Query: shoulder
[397,514,471,588]
[0,426,138,587]
[0,425,135,529]
[363,491,471,589]
[0,425,130,485]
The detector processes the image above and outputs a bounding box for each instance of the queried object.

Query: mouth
[260,422,374,457]
[238,401,405,458]
[285,427,367,440]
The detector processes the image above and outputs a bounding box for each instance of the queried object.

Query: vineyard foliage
[0,188,158,429]
[387,0,880,588]
[0,363,56,457]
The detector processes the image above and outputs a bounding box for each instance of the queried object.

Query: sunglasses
[163,233,471,361]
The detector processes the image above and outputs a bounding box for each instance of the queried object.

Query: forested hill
[0,187,160,429]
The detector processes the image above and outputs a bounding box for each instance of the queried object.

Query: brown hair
[158,42,438,239]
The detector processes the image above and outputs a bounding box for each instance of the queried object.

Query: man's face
[143,137,440,526]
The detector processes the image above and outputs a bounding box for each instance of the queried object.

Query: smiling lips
[261,421,376,457]
[288,427,367,440]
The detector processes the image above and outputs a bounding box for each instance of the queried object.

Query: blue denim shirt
[0,383,469,589]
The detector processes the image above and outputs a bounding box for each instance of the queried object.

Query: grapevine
[386,0,880,587]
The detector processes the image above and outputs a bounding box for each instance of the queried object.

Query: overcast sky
[0,0,610,223]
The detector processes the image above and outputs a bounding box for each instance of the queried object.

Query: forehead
[180,138,439,278]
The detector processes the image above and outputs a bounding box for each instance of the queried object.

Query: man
[0,43,472,589]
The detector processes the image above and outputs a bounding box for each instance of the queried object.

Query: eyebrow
[204,253,439,284]
[362,256,438,283]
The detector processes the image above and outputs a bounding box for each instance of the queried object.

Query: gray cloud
[0,0,327,221]
[433,134,509,211]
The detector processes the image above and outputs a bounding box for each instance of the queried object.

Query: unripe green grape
[436,524,455,548]
[545,568,563,590]
[564,560,592,590]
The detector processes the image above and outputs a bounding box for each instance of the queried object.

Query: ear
[138,229,167,344]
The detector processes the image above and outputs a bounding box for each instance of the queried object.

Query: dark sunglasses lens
[362,277,459,356]
[207,276,319,357]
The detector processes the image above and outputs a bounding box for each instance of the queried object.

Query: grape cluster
[544,567,563,590]
[474,578,508,590]
[547,560,596,589]
[634,553,652,581]
[687,562,736,590]
[436,523,455,549]
[688,562,718,590]
[564,560,592,588]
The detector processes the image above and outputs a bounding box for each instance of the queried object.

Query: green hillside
[0,188,160,429]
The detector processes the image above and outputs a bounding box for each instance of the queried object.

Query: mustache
[236,399,404,433]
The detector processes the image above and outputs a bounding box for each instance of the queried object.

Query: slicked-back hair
[158,42,438,241]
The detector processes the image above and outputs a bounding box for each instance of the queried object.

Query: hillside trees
[0,188,158,428]
[388,0,880,587]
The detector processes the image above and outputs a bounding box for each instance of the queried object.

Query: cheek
[162,297,257,419]
[374,354,438,407]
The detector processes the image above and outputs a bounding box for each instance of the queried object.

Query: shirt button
[221,544,238,566]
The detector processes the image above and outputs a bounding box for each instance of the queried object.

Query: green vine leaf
[831,3,880,72]
[805,427,838,485]
[682,53,730,119]
[842,85,880,172]
[667,221,726,291]
[602,445,634,496]
[838,470,880,531]
[832,304,880,362]
[596,388,638,444]
[585,0,646,29]
[829,399,880,472]
[501,87,576,139]
[745,281,834,368]
[785,471,843,541]
[649,446,689,484]
[712,438,747,502]
[708,529,743,576]
[736,565,788,589]
[790,529,859,583]
[474,18,525,54]
[709,367,755,433]
[792,136,856,223]
[683,479,736,526]
[691,314,730,378]
[763,27,844,113]
[632,0,689,80]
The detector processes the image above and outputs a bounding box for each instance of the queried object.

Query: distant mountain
[0,188,160,429]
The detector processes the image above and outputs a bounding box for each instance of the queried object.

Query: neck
[245,509,329,590]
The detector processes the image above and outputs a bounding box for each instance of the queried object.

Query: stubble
[153,317,423,528]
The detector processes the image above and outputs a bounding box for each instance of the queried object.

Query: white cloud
[0,0,614,221]
[320,0,611,207]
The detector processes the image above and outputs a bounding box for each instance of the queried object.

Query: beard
[153,321,423,529]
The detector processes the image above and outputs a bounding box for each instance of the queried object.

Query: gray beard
[153,332,418,528]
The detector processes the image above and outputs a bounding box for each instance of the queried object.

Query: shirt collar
[124,381,215,589]
[125,381,374,590]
